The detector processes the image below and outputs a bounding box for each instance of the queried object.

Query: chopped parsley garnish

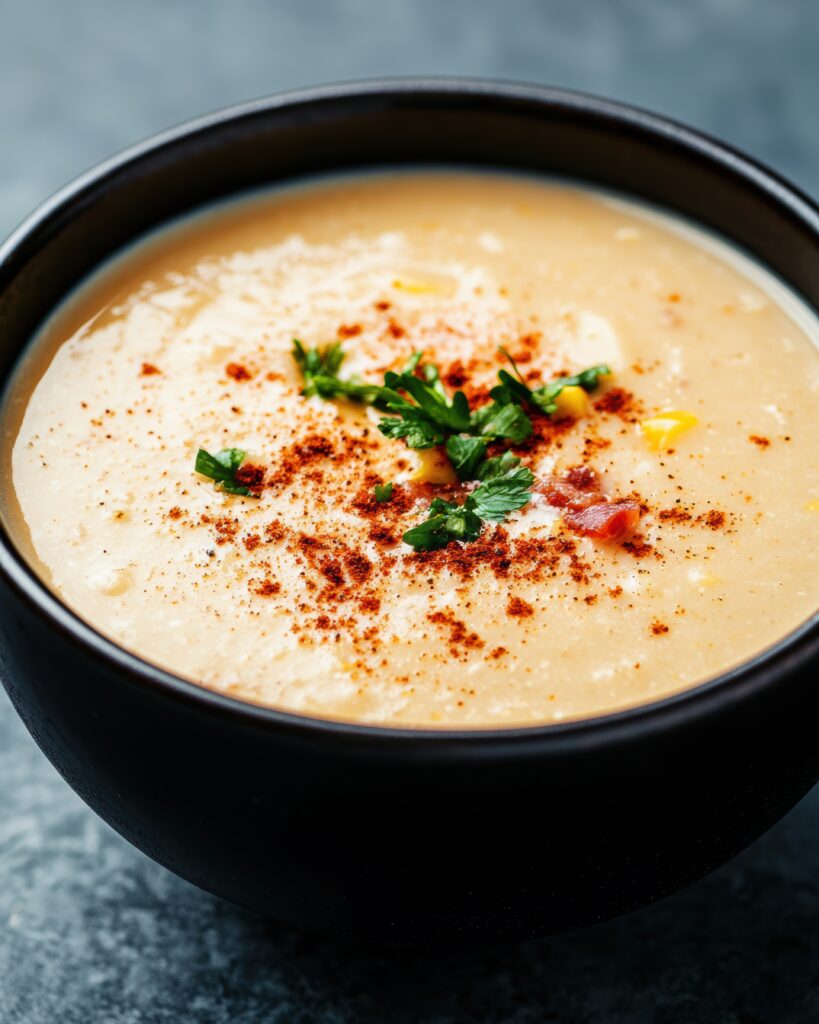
[194,447,258,497]
[475,450,525,481]
[292,339,345,398]
[402,498,483,550]
[468,398,533,443]
[445,435,488,481]
[469,464,534,521]
[290,339,611,548]
[379,367,471,446]
[403,464,534,550]
[293,339,390,405]
[292,341,531,450]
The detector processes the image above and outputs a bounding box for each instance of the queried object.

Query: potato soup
[5,172,819,726]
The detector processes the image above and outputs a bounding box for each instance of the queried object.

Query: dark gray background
[1,2,818,1021]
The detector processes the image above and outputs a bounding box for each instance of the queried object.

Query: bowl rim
[1,75,817,750]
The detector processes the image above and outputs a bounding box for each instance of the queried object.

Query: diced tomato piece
[563,500,641,542]
[534,467,604,511]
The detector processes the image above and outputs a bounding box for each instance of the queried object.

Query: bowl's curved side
[0,81,818,942]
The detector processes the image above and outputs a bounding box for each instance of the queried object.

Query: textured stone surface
[1,2,818,1020]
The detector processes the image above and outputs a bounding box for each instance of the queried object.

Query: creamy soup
[4,172,819,726]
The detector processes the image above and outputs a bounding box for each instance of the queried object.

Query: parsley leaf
[293,339,403,408]
[293,339,346,398]
[374,482,394,502]
[475,450,522,480]
[445,435,488,481]
[374,359,471,449]
[378,408,448,448]
[445,437,529,484]
[469,465,534,521]
[382,370,471,434]
[402,499,484,551]
[403,463,534,549]
[195,447,258,497]
[469,398,533,442]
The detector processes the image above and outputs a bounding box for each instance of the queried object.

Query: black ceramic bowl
[1,80,818,945]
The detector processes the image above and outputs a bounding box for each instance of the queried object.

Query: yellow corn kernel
[640,410,698,451]
[411,447,458,485]
[553,385,589,420]
[807,498,819,512]
[391,278,434,294]
[688,569,721,590]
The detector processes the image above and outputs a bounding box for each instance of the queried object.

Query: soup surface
[6,172,819,726]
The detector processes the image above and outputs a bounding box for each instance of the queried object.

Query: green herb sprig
[494,347,610,416]
[402,463,534,551]
[194,448,258,497]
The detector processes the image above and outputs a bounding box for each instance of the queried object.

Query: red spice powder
[511,412,575,456]
[621,535,655,559]
[168,506,184,520]
[343,551,372,585]
[319,558,345,587]
[267,434,337,492]
[506,596,534,617]
[235,463,266,496]
[564,465,601,491]
[442,360,468,389]
[749,434,771,448]
[205,515,239,545]
[253,579,281,597]
[295,435,336,460]
[658,507,692,523]
[264,520,285,543]
[702,510,726,530]
[507,332,541,363]
[338,323,362,338]
[140,362,161,376]
[367,524,399,548]
[651,620,670,636]
[226,362,252,382]
[594,387,642,422]
[427,609,485,653]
